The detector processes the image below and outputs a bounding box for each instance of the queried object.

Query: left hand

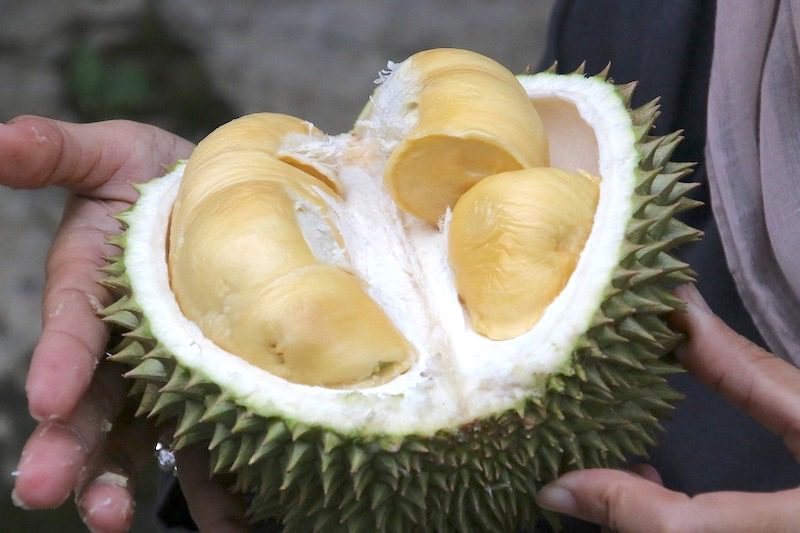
[535,284,800,532]
[4,116,248,532]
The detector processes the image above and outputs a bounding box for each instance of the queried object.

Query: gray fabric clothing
[707,0,800,365]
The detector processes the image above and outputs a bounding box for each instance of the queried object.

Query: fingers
[176,445,249,533]
[76,472,135,533]
[537,469,800,532]
[629,463,663,485]
[76,412,159,533]
[0,115,194,199]
[14,361,127,509]
[26,195,125,420]
[671,284,800,458]
[20,115,194,420]
[17,359,160,533]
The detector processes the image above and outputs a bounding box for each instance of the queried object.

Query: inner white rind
[125,72,636,436]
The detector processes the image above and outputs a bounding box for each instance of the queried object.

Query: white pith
[124,64,637,437]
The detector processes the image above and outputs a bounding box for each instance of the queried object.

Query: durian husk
[100,65,701,532]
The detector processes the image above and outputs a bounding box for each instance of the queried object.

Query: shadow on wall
[62,7,235,142]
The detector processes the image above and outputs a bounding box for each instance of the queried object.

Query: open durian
[101,48,700,531]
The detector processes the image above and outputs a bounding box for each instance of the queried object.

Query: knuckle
[596,482,630,530]
[653,516,698,533]
[655,495,706,533]
[44,284,107,321]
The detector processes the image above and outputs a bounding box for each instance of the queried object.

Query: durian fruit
[101,48,700,532]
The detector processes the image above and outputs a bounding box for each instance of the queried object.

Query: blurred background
[0,0,555,530]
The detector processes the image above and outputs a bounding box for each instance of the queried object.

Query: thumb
[536,469,800,532]
[536,469,681,531]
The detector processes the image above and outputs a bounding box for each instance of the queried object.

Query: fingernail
[93,471,129,489]
[28,406,44,423]
[7,114,37,125]
[11,488,30,510]
[676,284,713,314]
[536,483,577,514]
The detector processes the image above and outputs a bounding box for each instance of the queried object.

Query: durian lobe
[449,167,600,340]
[168,114,414,388]
[222,265,413,388]
[378,48,550,225]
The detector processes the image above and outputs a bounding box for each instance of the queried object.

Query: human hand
[535,284,800,532]
[3,116,248,531]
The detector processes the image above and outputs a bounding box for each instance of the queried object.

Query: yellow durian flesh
[383,48,549,226]
[226,265,413,388]
[448,168,600,340]
[178,112,340,194]
[168,114,413,388]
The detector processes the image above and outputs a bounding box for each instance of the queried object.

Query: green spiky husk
[100,66,700,532]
